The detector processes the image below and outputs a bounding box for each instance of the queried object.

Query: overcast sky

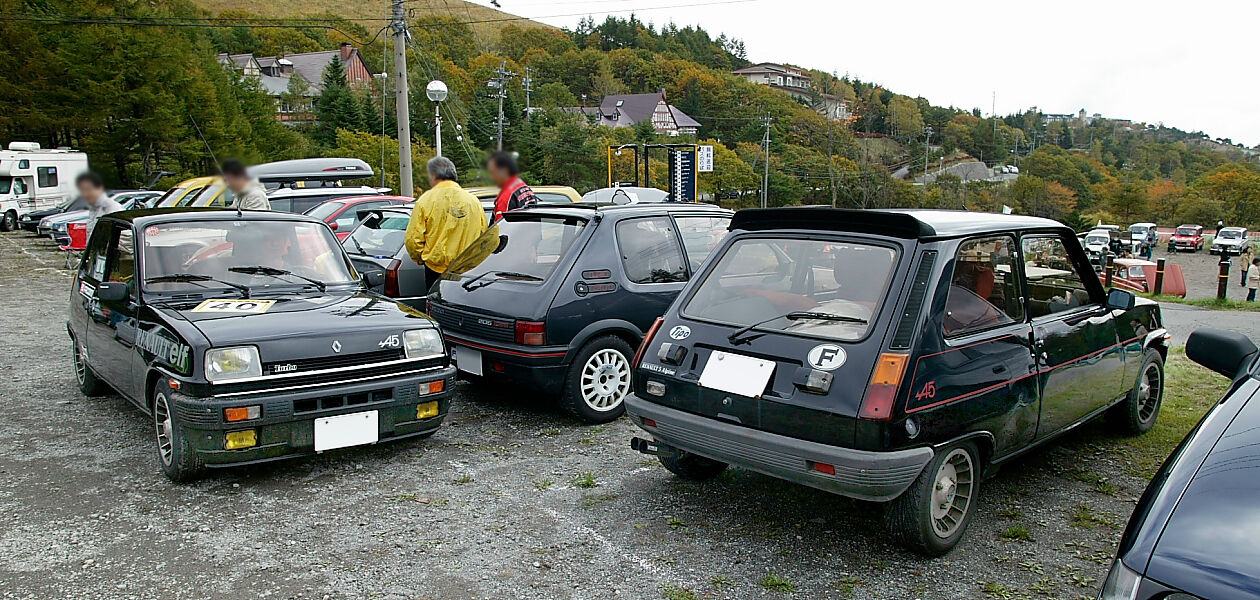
[463,0,1257,146]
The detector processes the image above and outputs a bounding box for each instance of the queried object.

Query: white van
[0,142,89,231]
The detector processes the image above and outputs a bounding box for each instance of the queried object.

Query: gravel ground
[1147,245,1253,301]
[0,231,1236,600]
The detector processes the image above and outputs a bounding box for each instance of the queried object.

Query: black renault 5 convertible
[68,208,454,481]
[628,207,1168,555]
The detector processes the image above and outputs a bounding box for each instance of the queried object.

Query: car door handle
[992,365,1007,374]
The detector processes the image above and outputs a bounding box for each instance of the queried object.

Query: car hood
[1170,234,1198,240]
[1146,390,1260,598]
[157,291,436,362]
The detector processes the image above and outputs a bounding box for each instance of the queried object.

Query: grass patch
[999,524,1033,542]
[581,493,619,509]
[667,517,687,530]
[571,472,598,488]
[1068,503,1118,529]
[759,571,795,593]
[979,581,1014,599]
[834,575,862,596]
[708,574,732,589]
[997,507,1024,520]
[660,585,699,600]
[454,474,474,484]
[1143,293,1260,312]
[534,479,553,491]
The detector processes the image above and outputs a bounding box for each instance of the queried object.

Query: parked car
[1102,257,1187,297]
[266,186,388,215]
[154,176,217,208]
[1127,222,1158,255]
[342,206,429,302]
[464,185,582,222]
[29,196,88,234]
[1084,228,1125,259]
[580,186,670,205]
[1167,224,1204,253]
[1099,328,1258,600]
[625,207,1169,555]
[45,191,161,244]
[306,195,413,240]
[427,202,733,423]
[1210,226,1250,255]
[68,208,454,481]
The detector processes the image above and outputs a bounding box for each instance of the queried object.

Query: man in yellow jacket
[405,156,487,291]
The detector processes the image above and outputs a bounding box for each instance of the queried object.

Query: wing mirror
[1187,329,1258,379]
[363,271,385,287]
[1105,289,1135,311]
[95,282,129,303]
[329,221,338,231]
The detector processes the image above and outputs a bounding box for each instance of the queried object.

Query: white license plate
[698,351,776,398]
[452,345,483,376]
[314,410,379,452]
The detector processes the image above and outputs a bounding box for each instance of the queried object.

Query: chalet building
[217,43,373,121]
[732,62,852,122]
[565,91,701,136]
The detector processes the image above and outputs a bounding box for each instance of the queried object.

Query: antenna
[187,113,220,171]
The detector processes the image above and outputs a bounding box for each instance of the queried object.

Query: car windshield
[1176,227,1197,236]
[1128,225,1150,234]
[141,220,356,294]
[343,212,410,256]
[1085,233,1109,244]
[305,201,346,221]
[1219,230,1243,239]
[445,215,588,284]
[683,238,896,341]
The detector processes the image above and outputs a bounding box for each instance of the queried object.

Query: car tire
[885,441,980,557]
[1107,349,1164,435]
[72,336,109,397]
[659,449,727,481]
[0,210,15,232]
[152,385,204,482]
[559,335,634,424]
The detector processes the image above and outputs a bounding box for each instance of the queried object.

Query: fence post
[1218,256,1231,300]
[1104,254,1114,288]
[1153,258,1165,296]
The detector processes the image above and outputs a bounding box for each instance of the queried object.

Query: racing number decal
[914,381,937,402]
[191,299,276,314]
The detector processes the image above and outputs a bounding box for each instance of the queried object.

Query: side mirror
[1187,328,1258,379]
[95,281,129,303]
[1105,289,1135,311]
[329,222,338,231]
[363,271,385,287]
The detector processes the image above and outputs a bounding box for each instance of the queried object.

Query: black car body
[24,196,86,232]
[1099,329,1260,600]
[627,208,1169,555]
[67,208,454,480]
[427,202,733,423]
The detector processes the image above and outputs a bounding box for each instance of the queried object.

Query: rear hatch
[639,233,913,445]
[341,209,410,293]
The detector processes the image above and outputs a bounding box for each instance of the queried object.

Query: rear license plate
[452,345,483,376]
[699,351,775,398]
[314,410,379,452]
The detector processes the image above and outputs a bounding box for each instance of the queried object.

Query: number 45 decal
[379,334,401,348]
[914,381,936,402]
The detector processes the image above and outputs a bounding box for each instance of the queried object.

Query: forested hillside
[3,0,1259,228]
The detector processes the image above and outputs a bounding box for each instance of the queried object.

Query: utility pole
[487,61,518,151]
[923,126,932,182]
[760,115,772,208]
[522,67,534,117]
[390,0,413,197]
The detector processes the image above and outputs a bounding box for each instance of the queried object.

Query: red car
[1167,224,1204,253]
[304,195,413,240]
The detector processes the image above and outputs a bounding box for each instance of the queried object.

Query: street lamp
[426,80,448,157]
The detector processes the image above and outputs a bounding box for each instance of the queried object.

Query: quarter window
[1022,236,1093,318]
[36,166,57,188]
[80,223,112,282]
[674,216,731,271]
[107,229,136,296]
[616,217,687,284]
[944,236,1022,336]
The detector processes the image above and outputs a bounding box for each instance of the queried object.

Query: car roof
[105,207,326,227]
[172,176,217,189]
[331,195,413,204]
[1221,226,1248,232]
[503,202,731,220]
[729,207,1066,240]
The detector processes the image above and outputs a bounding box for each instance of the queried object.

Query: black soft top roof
[729,207,1066,240]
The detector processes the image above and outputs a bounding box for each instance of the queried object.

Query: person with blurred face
[486,151,538,223]
[221,158,270,211]
[79,172,121,238]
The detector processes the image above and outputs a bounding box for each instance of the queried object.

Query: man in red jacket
[487,151,539,223]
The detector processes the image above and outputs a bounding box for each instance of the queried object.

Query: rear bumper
[445,334,568,394]
[626,394,933,502]
[172,366,455,466]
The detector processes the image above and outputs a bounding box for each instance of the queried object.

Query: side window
[1022,236,1092,319]
[674,215,731,271]
[944,236,1022,336]
[107,228,136,291]
[616,216,687,284]
[13,179,26,195]
[80,223,113,282]
[37,166,58,188]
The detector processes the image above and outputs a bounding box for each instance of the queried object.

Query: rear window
[446,216,588,283]
[683,238,896,341]
[535,192,572,204]
[343,212,409,256]
[306,201,346,221]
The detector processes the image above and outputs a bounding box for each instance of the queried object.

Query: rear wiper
[462,270,543,291]
[229,265,326,292]
[346,235,366,255]
[728,311,867,344]
[145,273,252,298]
[492,271,543,281]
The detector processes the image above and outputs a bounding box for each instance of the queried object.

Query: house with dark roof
[564,91,700,136]
[217,43,373,121]
[733,62,852,122]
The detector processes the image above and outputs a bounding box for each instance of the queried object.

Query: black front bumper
[171,365,456,466]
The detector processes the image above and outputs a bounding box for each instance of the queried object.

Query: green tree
[314,56,362,144]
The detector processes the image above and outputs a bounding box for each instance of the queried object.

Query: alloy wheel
[929,448,975,538]
[1137,362,1163,423]
[73,341,87,385]
[579,349,630,412]
[154,393,174,467]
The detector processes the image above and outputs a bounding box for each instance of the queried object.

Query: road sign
[669,146,698,202]
[697,145,714,172]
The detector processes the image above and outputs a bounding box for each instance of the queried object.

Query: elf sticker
[191,299,276,314]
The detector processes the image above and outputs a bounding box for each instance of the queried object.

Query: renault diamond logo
[331,340,342,353]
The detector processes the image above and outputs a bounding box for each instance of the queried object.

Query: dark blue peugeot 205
[628,207,1168,555]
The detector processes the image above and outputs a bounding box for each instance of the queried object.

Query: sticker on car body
[191,299,276,314]
[806,344,847,371]
[668,325,691,340]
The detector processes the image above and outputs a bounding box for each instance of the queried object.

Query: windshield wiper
[229,265,326,292]
[145,273,251,298]
[462,270,543,291]
[727,311,867,344]
[492,271,543,281]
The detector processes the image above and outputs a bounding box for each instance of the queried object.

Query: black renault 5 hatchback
[426,202,732,423]
[627,207,1169,555]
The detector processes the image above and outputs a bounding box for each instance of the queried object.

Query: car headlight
[402,329,444,359]
[1099,558,1142,600]
[205,346,262,382]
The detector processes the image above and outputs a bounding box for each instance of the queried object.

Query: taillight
[384,259,401,297]
[858,353,909,420]
[633,318,664,369]
[515,320,546,345]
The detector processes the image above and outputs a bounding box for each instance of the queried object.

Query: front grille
[293,388,393,414]
[214,356,444,396]
[428,303,515,343]
[263,349,403,376]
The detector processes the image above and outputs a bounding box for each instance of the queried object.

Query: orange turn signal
[224,405,261,422]
[420,380,445,396]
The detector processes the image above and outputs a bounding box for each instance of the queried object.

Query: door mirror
[329,221,338,231]
[1187,328,1258,379]
[363,271,385,287]
[1104,289,1135,311]
[95,281,129,303]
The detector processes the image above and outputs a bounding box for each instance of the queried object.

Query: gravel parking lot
[0,232,1232,600]
[1148,245,1253,301]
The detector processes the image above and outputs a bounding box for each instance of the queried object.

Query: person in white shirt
[79,172,123,239]
[1246,258,1259,302]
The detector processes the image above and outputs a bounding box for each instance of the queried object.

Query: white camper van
[0,142,89,231]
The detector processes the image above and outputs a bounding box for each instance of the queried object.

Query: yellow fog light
[416,401,439,419]
[224,429,257,450]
